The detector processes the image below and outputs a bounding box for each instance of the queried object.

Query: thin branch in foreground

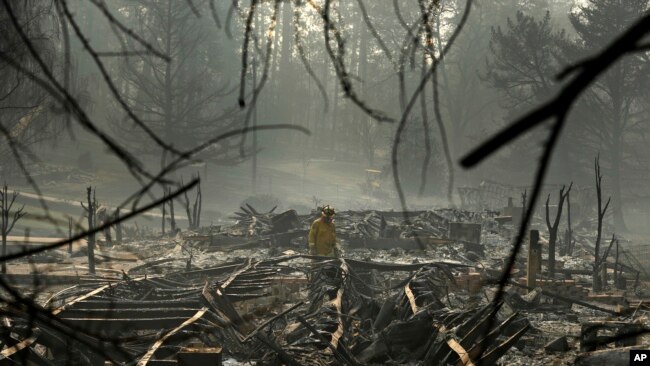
[476,112,568,365]
[0,1,152,181]
[293,0,329,112]
[58,0,183,158]
[239,0,281,156]
[113,123,310,220]
[309,0,394,123]
[391,0,473,249]
[238,0,259,108]
[88,0,170,61]
[209,0,222,28]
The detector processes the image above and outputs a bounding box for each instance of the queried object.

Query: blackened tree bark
[593,156,610,292]
[115,208,122,243]
[0,184,25,274]
[167,187,176,234]
[545,182,571,278]
[181,175,202,230]
[81,187,96,275]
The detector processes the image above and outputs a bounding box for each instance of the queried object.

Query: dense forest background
[2,0,650,233]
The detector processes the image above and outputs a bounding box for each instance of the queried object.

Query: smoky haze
[1,0,649,236]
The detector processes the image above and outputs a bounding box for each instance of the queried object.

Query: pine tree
[567,0,650,231]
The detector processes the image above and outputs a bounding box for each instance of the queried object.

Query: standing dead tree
[0,184,25,274]
[68,217,73,254]
[115,208,122,243]
[593,156,610,292]
[167,187,177,234]
[545,182,572,278]
[161,187,166,236]
[561,190,574,256]
[80,186,97,275]
[181,175,202,230]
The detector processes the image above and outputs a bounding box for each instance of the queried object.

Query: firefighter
[308,205,339,257]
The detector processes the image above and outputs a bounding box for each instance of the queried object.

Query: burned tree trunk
[115,208,122,243]
[162,189,166,235]
[194,181,202,228]
[561,191,574,256]
[593,156,611,292]
[181,175,202,230]
[614,240,619,287]
[81,187,96,275]
[545,183,572,278]
[0,185,25,274]
[68,217,73,254]
[167,187,176,234]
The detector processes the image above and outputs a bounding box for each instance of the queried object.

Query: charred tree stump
[527,230,540,290]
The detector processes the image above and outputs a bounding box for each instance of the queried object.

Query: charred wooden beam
[478,324,530,365]
[69,299,200,310]
[57,307,202,319]
[60,316,203,332]
[0,329,38,361]
[494,277,624,315]
[137,308,208,366]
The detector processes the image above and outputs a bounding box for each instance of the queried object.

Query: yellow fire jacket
[308,217,337,256]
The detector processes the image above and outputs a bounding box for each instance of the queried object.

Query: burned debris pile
[6,254,525,365]
[1,203,650,365]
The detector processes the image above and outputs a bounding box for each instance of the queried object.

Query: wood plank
[52,283,110,315]
[60,316,196,331]
[0,330,38,360]
[53,275,152,315]
[137,308,208,366]
[70,299,200,310]
[446,338,476,366]
[328,260,348,350]
[404,282,418,315]
[59,307,201,319]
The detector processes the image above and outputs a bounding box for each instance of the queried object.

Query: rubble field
[2,205,650,365]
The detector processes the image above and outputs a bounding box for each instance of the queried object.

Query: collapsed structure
[1,201,649,365]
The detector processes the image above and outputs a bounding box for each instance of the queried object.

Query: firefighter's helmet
[321,205,336,217]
